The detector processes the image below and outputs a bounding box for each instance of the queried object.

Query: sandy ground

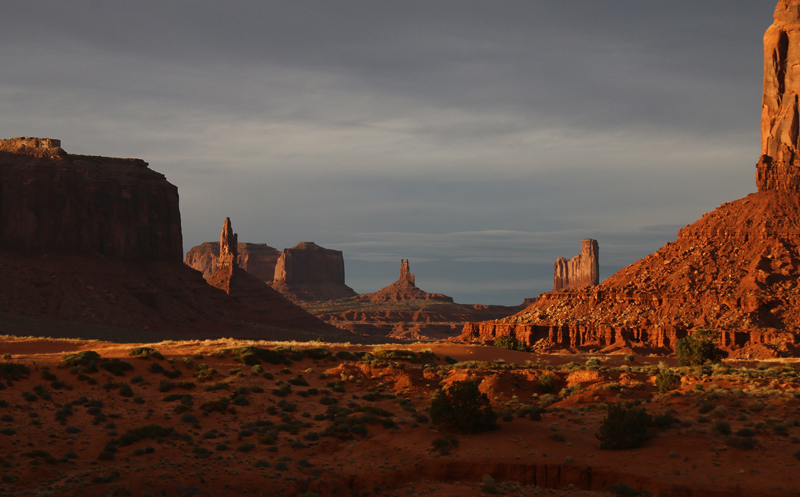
[0,337,798,496]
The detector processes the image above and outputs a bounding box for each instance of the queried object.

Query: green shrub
[494,336,527,351]
[335,351,357,361]
[586,357,601,367]
[675,329,726,366]
[623,355,635,363]
[714,420,732,435]
[117,424,175,446]
[431,433,459,455]
[537,373,556,393]
[597,404,652,450]
[60,351,100,372]
[200,397,230,414]
[430,380,497,434]
[605,482,641,497]
[100,359,134,377]
[129,347,164,360]
[725,436,756,450]
[237,443,255,452]
[226,347,290,366]
[655,370,681,393]
[118,383,133,397]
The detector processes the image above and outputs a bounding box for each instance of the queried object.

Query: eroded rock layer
[462,1,800,356]
[0,137,182,261]
[553,239,599,292]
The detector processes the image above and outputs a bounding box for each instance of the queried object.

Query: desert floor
[0,336,798,497]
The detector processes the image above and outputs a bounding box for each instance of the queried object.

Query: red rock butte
[358,259,454,303]
[462,1,800,358]
[553,239,599,292]
[270,242,357,302]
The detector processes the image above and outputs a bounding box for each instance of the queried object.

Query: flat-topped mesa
[270,242,357,302]
[553,239,599,292]
[0,137,182,261]
[758,0,800,191]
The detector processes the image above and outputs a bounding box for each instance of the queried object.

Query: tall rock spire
[758,0,800,191]
[218,217,238,269]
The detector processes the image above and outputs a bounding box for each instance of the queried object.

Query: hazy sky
[1,1,771,304]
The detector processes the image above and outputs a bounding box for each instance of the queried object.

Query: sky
[0,1,771,304]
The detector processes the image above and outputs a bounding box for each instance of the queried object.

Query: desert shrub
[494,336,527,351]
[655,370,681,393]
[0,428,15,436]
[431,433,459,455]
[226,347,290,366]
[303,348,332,360]
[586,357,601,367]
[651,411,679,429]
[129,347,164,360]
[193,367,217,382]
[232,395,250,406]
[725,436,757,450]
[697,401,717,414]
[303,431,319,441]
[41,370,57,381]
[605,482,641,497]
[200,397,230,414]
[117,424,175,446]
[537,373,556,393]
[675,329,726,366]
[148,363,182,379]
[597,404,652,450]
[60,351,100,372]
[430,380,497,434]
[714,420,732,435]
[624,355,635,363]
[118,383,134,397]
[335,351,357,361]
[158,380,195,392]
[237,443,255,452]
[273,385,292,397]
[288,375,309,387]
[100,359,134,377]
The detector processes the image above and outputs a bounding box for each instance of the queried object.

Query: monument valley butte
[5,1,800,496]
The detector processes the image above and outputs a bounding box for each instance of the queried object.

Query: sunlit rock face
[553,239,599,292]
[460,1,800,358]
[270,242,357,302]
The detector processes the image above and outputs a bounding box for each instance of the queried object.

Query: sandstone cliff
[0,137,182,261]
[0,140,348,342]
[270,242,357,302]
[553,239,599,292]
[184,241,280,281]
[461,1,800,358]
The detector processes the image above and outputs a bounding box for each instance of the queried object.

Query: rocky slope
[553,239,599,292]
[184,241,280,281]
[461,1,800,357]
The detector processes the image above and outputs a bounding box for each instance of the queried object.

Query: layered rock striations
[553,239,599,292]
[0,137,182,261]
[270,242,357,302]
[461,1,800,357]
[184,241,280,281]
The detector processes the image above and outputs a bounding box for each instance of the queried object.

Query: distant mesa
[271,242,358,302]
[553,239,599,292]
[462,0,800,358]
[358,259,453,303]
[184,241,281,281]
[205,218,339,333]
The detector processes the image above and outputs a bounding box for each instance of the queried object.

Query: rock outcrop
[461,1,800,357]
[184,242,280,281]
[303,259,524,340]
[0,137,182,261]
[270,242,357,302]
[0,140,349,342]
[358,259,453,303]
[553,239,599,292]
[206,219,341,333]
